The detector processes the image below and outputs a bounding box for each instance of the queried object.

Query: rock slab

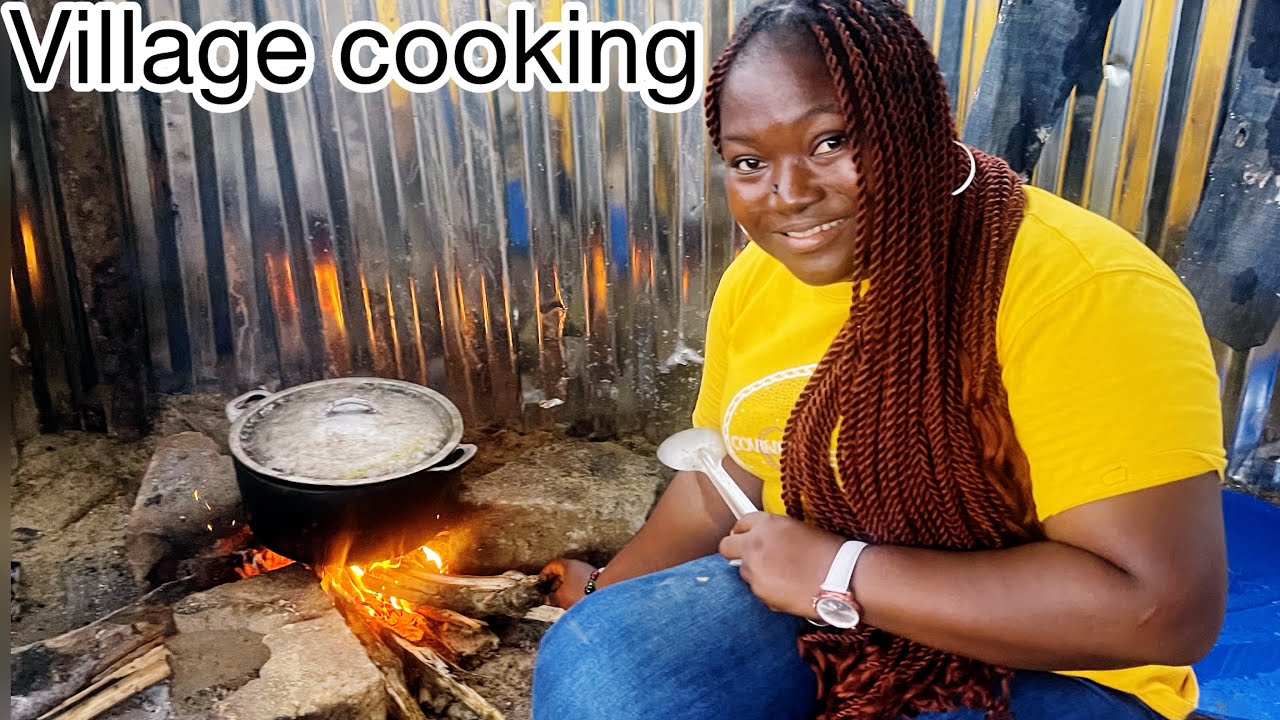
[168,564,386,720]
[443,441,666,575]
[127,433,248,586]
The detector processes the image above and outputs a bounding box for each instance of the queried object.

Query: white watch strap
[820,540,868,594]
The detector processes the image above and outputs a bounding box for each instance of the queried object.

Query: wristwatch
[810,540,868,629]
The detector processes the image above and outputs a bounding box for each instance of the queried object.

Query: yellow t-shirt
[691,186,1226,720]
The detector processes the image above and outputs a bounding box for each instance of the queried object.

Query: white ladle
[657,428,757,518]
[657,429,758,567]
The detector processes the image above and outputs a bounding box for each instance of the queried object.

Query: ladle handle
[697,449,758,519]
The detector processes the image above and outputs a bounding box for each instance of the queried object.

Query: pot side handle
[225,389,273,423]
[428,443,477,472]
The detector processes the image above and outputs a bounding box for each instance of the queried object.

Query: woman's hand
[718,512,845,618]
[540,558,597,609]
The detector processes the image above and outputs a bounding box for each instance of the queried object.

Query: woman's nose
[768,161,821,211]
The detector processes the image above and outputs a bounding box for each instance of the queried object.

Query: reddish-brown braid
[705,1,1044,718]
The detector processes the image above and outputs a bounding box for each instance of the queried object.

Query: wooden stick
[38,646,170,720]
[11,574,217,720]
[46,652,170,720]
[363,568,548,618]
[390,635,506,720]
[330,592,429,720]
[414,606,498,660]
[522,605,565,623]
[87,637,166,685]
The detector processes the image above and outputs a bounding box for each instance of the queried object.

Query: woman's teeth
[784,218,845,238]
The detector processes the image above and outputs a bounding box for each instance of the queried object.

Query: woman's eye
[731,157,764,172]
[815,136,845,155]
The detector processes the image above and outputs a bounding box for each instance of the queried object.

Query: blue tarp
[1196,490,1280,719]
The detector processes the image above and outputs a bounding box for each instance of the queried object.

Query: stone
[215,614,386,720]
[441,441,666,575]
[126,433,248,586]
[150,394,236,454]
[168,564,385,720]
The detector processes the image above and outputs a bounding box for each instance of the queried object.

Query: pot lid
[229,378,463,486]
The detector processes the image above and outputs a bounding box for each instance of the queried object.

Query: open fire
[321,543,449,644]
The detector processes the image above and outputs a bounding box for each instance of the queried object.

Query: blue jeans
[532,555,1164,720]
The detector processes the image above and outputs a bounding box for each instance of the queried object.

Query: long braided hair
[706,1,1044,718]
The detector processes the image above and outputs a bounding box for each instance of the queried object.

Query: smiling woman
[530,1,1229,719]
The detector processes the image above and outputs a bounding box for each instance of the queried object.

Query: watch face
[815,596,861,628]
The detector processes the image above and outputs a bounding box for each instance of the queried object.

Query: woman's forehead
[719,38,840,131]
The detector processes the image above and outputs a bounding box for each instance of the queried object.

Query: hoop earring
[952,141,976,196]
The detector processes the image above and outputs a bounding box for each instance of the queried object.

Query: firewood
[37,646,170,720]
[86,637,166,684]
[415,606,499,660]
[391,635,506,720]
[522,605,565,623]
[51,654,169,720]
[363,568,549,618]
[10,576,202,720]
[331,592,429,720]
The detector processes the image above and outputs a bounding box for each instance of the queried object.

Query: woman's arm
[544,458,763,607]
[720,471,1227,670]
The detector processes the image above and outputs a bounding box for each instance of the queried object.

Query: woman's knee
[532,556,818,720]
[532,593,657,719]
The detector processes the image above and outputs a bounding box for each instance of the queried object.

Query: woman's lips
[777,217,848,254]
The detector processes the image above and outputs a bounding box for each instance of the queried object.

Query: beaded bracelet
[583,567,604,595]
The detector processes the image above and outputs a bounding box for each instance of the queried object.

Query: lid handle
[325,397,379,416]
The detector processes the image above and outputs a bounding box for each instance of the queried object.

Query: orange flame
[313,253,350,373]
[409,275,428,385]
[235,547,295,579]
[10,273,22,332]
[359,271,387,374]
[590,242,607,309]
[584,240,608,337]
[320,542,447,641]
[386,276,403,377]
[19,211,41,302]
[265,252,299,325]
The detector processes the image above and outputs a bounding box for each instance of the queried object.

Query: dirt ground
[455,617,549,720]
[10,432,155,646]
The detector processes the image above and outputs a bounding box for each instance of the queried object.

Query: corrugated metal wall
[10,0,1278,485]
[111,0,750,436]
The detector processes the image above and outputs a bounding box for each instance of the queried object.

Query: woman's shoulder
[713,241,793,303]
[998,186,1196,344]
[1012,186,1179,285]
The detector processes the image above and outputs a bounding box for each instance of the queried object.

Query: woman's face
[718,35,860,286]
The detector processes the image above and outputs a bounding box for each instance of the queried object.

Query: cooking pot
[226,377,477,566]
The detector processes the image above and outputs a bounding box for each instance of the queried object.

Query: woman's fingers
[719,531,743,560]
[730,511,769,535]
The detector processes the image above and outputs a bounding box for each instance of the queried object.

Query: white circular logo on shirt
[722,364,817,472]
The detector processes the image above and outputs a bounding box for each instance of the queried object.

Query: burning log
[391,635,506,720]
[523,605,566,623]
[362,567,550,619]
[415,606,500,660]
[330,592,430,720]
